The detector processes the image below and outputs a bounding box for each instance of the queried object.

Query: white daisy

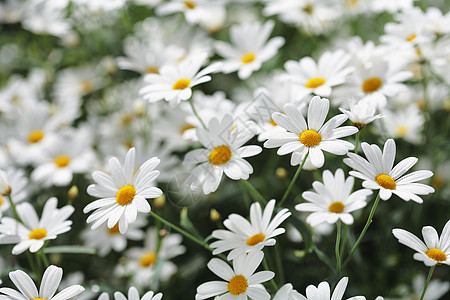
[84,147,163,234]
[343,139,435,202]
[379,105,424,144]
[0,197,74,255]
[98,286,163,300]
[139,52,219,107]
[214,20,284,80]
[396,274,449,300]
[338,100,382,130]
[297,277,365,300]
[210,199,291,260]
[0,168,28,218]
[283,50,353,100]
[273,283,303,300]
[264,96,358,168]
[392,220,450,267]
[195,251,274,300]
[0,265,84,300]
[295,169,372,227]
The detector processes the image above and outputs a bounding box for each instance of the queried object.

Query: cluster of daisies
[0,0,449,299]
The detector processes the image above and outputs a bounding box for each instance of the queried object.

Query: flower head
[297,277,365,300]
[392,220,450,267]
[98,286,163,300]
[338,100,382,130]
[344,139,434,202]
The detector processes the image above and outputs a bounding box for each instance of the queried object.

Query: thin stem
[274,244,285,284]
[262,255,278,292]
[239,180,267,205]
[39,249,50,268]
[7,194,21,221]
[342,193,381,269]
[340,223,348,258]
[278,152,309,208]
[354,131,360,154]
[335,220,342,273]
[419,265,436,300]
[188,98,207,129]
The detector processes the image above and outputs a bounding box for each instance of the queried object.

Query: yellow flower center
[432,175,445,189]
[425,248,447,262]
[116,185,136,206]
[28,130,45,143]
[32,298,46,300]
[172,78,191,90]
[28,228,47,240]
[209,145,232,165]
[406,34,416,42]
[375,174,396,190]
[396,125,408,136]
[0,197,3,206]
[228,275,248,296]
[362,77,383,93]
[183,1,196,9]
[180,123,196,134]
[145,66,159,74]
[54,155,71,168]
[79,80,94,93]
[107,223,120,235]
[328,201,345,213]
[270,118,277,126]
[246,233,266,246]
[299,129,322,147]
[305,77,326,89]
[241,52,256,64]
[139,252,157,267]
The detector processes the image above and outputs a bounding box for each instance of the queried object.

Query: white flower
[183,114,262,194]
[297,277,365,300]
[210,199,291,260]
[196,251,274,300]
[214,20,284,79]
[338,100,382,130]
[0,197,74,255]
[139,52,218,107]
[392,220,450,267]
[344,139,434,202]
[98,286,163,300]
[84,147,162,234]
[0,265,84,300]
[283,50,353,100]
[273,283,303,300]
[264,96,358,168]
[379,105,424,144]
[0,168,28,218]
[295,169,372,226]
[395,274,449,300]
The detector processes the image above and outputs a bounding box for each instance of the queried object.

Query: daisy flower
[283,50,353,100]
[295,169,372,227]
[264,96,358,168]
[343,139,435,202]
[297,277,365,300]
[379,105,424,144]
[214,20,285,80]
[0,197,74,255]
[210,199,291,260]
[98,286,163,300]
[139,52,219,107]
[338,100,382,130]
[396,274,449,300]
[0,265,84,300]
[195,251,274,300]
[0,168,28,218]
[183,114,262,194]
[392,220,450,267]
[84,147,163,234]
[273,283,302,300]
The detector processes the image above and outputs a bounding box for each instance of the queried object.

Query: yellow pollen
[299,129,322,147]
[172,78,191,90]
[270,118,277,126]
[107,223,120,235]
[209,145,232,165]
[375,174,396,190]
[305,77,326,89]
[328,201,345,213]
[426,248,447,262]
[183,1,196,9]
[145,66,159,74]
[54,155,71,168]
[180,124,196,134]
[241,52,256,64]
[396,125,408,136]
[228,275,248,296]
[246,233,266,246]
[28,228,47,240]
[362,77,383,93]
[79,80,94,93]
[406,34,416,42]
[32,298,46,300]
[139,252,157,267]
[28,130,45,143]
[116,185,136,206]
[0,197,3,206]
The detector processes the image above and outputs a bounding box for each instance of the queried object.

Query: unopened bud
[159,229,168,237]
[68,185,79,199]
[275,167,287,179]
[154,194,165,208]
[210,209,221,222]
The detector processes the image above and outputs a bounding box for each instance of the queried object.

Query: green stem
[188,98,207,129]
[342,193,381,269]
[354,131,360,154]
[340,223,348,258]
[262,255,278,292]
[239,180,267,205]
[335,220,342,273]
[274,244,285,285]
[419,265,436,300]
[7,194,21,222]
[38,249,50,268]
[278,152,309,208]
